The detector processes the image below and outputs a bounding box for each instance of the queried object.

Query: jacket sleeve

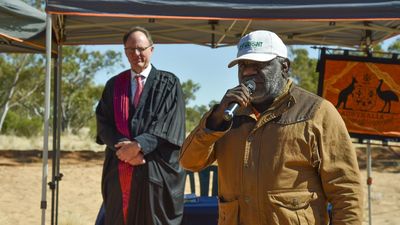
[179,109,227,172]
[317,100,363,225]
[140,74,186,155]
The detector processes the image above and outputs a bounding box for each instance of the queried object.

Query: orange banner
[321,58,400,138]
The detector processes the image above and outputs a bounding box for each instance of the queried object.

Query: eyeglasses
[124,45,152,54]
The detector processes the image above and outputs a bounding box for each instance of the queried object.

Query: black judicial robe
[96,66,186,225]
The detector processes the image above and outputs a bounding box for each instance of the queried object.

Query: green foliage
[186,105,208,133]
[0,46,121,136]
[3,111,42,137]
[182,79,200,106]
[60,46,122,134]
[181,79,211,133]
[289,48,319,94]
[87,116,98,139]
[0,54,45,103]
[388,38,400,52]
[0,53,46,134]
[64,84,105,134]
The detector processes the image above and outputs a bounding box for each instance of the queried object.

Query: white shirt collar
[131,64,152,79]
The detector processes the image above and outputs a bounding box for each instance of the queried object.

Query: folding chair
[186,165,218,196]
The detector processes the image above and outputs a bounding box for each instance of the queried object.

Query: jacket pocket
[266,190,319,225]
[218,199,239,225]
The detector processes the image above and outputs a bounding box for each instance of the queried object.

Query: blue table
[182,196,218,225]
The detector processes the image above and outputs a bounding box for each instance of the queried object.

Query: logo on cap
[239,41,263,50]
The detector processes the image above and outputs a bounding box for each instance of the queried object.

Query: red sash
[113,70,133,224]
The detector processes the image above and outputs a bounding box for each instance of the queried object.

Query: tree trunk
[0,74,19,132]
[0,103,9,133]
[0,55,28,132]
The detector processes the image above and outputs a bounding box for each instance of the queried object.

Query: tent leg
[55,44,63,225]
[41,13,53,225]
[366,139,372,225]
[50,44,63,225]
[50,56,56,225]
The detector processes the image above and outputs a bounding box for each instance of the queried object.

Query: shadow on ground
[0,146,399,172]
[0,150,104,166]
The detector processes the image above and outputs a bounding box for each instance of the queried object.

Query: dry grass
[0,134,104,152]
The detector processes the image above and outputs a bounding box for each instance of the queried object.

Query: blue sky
[87,35,399,107]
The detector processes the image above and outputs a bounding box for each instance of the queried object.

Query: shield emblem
[352,84,377,111]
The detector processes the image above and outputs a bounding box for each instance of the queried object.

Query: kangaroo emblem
[336,77,357,109]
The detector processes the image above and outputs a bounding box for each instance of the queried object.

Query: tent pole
[41,13,52,225]
[366,139,372,225]
[50,53,57,225]
[55,44,63,225]
[50,44,62,225]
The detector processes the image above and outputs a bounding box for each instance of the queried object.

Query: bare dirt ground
[0,144,399,225]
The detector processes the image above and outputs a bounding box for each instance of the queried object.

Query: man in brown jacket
[180,30,363,225]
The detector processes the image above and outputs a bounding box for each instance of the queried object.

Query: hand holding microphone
[206,79,256,130]
[223,80,256,121]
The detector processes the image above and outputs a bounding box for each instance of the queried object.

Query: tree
[0,53,45,133]
[185,105,209,133]
[289,48,319,93]
[60,46,122,133]
[388,38,400,52]
[181,79,211,133]
[0,46,122,136]
[181,79,200,106]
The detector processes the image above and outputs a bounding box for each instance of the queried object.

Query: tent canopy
[0,0,47,53]
[47,0,400,48]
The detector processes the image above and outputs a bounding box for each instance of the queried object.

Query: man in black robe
[96,26,186,225]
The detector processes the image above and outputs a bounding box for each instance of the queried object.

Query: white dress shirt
[130,64,152,100]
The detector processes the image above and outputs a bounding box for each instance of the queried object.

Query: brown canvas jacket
[180,82,363,225]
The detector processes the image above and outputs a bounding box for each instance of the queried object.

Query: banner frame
[317,48,400,141]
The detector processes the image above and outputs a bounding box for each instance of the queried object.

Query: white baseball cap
[228,30,288,68]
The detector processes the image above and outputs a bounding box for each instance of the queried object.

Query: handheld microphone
[223,80,256,121]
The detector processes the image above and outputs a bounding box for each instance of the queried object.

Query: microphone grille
[245,80,256,94]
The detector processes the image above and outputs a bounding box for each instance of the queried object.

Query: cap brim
[227,53,277,68]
